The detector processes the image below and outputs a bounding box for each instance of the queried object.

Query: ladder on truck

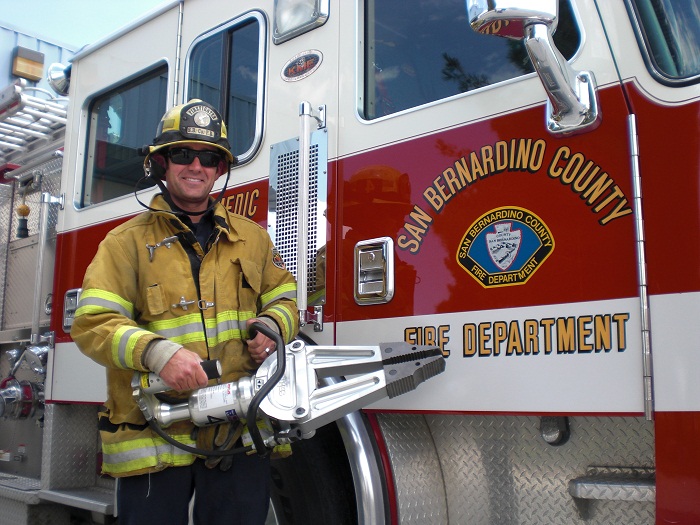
[0,79,67,170]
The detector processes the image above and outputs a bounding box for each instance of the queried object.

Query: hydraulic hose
[245,322,286,457]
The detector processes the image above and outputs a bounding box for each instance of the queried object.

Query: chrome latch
[63,288,82,332]
[354,237,394,305]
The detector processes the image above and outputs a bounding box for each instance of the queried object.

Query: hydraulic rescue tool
[133,323,446,456]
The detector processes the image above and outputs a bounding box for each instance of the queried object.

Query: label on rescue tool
[197,383,240,422]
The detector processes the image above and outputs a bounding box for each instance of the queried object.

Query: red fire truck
[0,0,698,523]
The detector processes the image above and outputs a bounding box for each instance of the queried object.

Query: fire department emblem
[456,206,554,288]
[193,111,211,128]
[271,247,286,269]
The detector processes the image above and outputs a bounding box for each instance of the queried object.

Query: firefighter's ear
[217,158,228,176]
[151,153,167,169]
[148,154,167,179]
[216,152,237,175]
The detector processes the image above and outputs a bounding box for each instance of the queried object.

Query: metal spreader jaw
[256,339,446,439]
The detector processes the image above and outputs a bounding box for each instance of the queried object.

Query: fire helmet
[143,99,235,178]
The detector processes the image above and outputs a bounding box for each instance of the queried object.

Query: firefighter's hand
[246,318,277,365]
[159,348,209,391]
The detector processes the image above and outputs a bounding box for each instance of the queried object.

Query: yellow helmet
[143,99,235,178]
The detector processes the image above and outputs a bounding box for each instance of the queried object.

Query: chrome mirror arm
[468,1,600,135]
[524,22,600,134]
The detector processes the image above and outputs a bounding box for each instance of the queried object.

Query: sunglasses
[168,148,222,168]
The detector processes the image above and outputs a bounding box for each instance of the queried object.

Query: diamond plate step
[39,487,114,514]
[568,466,655,502]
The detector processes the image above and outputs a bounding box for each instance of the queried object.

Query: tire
[269,421,357,525]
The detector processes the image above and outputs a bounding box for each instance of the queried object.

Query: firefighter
[71,99,299,525]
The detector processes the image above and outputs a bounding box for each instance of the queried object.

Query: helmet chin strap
[134,164,232,218]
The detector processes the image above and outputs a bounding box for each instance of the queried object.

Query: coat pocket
[145,283,167,315]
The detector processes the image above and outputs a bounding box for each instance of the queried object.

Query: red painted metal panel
[627,84,700,296]
[655,411,700,524]
[335,86,638,322]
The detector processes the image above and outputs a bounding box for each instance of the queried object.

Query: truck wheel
[269,421,357,525]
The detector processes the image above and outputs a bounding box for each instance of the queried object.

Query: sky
[0,0,167,49]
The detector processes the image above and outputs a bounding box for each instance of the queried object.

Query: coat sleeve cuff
[142,339,182,374]
[257,315,281,335]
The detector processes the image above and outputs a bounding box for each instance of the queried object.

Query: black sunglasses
[168,148,222,168]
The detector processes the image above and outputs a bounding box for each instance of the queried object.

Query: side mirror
[468,0,600,135]
[47,63,71,97]
[468,0,558,38]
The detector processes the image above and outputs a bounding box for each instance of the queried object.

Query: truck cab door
[52,4,183,403]
[334,0,645,415]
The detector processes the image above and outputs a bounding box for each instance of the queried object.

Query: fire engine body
[0,0,698,524]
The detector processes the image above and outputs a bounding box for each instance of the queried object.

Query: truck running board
[568,466,655,519]
[39,487,114,515]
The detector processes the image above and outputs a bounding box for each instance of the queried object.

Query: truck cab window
[362,0,580,119]
[83,65,167,207]
[187,12,264,163]
[627,0,700,83]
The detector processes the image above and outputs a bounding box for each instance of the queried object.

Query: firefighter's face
[163,142,221,214]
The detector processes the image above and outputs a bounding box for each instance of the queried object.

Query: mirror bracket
[469,1,600,135]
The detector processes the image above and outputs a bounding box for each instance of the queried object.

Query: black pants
[116,454,271,525]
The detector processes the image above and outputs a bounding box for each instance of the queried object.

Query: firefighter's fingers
[245,319,278,349]
[247,341,275,365]
[246,332,275,356]
[248,335,275,353]
[250,348,267,365]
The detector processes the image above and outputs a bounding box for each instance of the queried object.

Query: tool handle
[200,359,222,380]
[248,325,259,340]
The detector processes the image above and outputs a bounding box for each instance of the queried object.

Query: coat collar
[148,194,243,243]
